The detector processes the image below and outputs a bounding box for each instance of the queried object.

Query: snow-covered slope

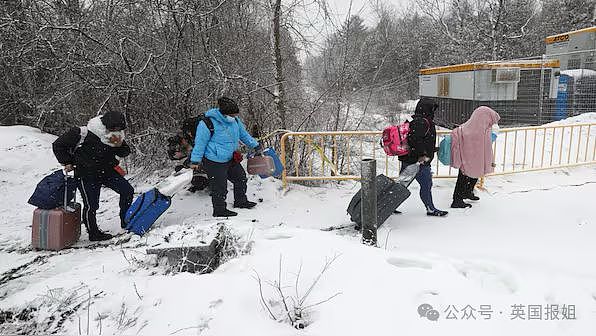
[1,124,595,335]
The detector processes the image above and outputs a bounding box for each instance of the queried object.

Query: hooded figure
[399,97,438,165]
[450,106,500,208]
[53,109,134,241]
[397,98,448,217]
[189,97,262,218]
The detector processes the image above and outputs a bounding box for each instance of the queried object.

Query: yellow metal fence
[279,122,596,187]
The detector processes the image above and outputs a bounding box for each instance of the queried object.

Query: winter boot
[213,208,238,217]
[451,198,472,208]
[426,208,448,217]
[89,230,114,242]
[464,193,480,201]
[234,200,257,209]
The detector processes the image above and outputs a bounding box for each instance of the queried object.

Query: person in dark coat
[167,117,210,192]
[52,109,134,241]
[189,97,261,217]
[398,98,448,216]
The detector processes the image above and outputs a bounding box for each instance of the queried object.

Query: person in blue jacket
[189,97,261,217]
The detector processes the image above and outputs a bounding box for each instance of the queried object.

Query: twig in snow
[97,313,103,335]
[133,282,143,300]
[384,228,394,251]
[294,262,303,300]
[297,254,340,308]
[277,255,294,324]
[252,270,277,320]
[121,250,131,265]
[169,326,201,335]
[301,291,343,310]
[136,320,149,335]
[254,254,342,328]
[87,289,91,335]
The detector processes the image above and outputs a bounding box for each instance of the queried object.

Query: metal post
[539,54,545,124]
[361,158,377,246]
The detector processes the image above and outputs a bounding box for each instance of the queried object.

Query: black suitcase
[347,163,420,229]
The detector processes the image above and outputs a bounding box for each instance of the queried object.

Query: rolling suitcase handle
[63,170,76,212]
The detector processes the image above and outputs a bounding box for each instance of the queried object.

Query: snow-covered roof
[560,69,596,78]
[544,112,596,126]
[419,60,560,75]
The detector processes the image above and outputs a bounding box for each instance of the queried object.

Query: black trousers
[79,174,134,234]
[203,159,248,211]
[453,170,478,201]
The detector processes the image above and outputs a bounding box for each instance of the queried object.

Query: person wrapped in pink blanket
[450,106,500,208]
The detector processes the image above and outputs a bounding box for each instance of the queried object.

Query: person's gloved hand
[189,162,202,171]
[252,143,264,156]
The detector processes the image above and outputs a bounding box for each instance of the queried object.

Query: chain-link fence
[420,49,596,128]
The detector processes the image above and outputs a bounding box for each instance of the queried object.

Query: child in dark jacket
[398,98,448,217]
[166,117,210,192]
[189,97,261,217]
[52,109,134,241]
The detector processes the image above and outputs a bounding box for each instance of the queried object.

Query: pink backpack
[381,118,430,156]
[381,121,411,156]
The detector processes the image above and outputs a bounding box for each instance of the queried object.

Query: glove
[189,162,203,171]
[63,164,75,172]
[252,143,264,156]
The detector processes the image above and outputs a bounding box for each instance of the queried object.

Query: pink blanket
[451,106,500,178]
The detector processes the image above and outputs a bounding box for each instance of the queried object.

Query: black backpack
[181,114,214,146]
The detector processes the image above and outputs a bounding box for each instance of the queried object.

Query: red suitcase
[32,204,81,250]
[31,174,81,250]
[247,155,276,176]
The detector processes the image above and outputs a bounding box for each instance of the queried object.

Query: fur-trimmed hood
[87,116,125,147]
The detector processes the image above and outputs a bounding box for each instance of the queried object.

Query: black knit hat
[101,109,127,130]
[217,97,239,115]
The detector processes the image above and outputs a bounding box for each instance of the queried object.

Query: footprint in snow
[209,299,223,309]
[453,262,518,294]
[263,233,293,240]
[386,256,433,270]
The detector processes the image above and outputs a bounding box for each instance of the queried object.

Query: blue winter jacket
[190,108,259,164]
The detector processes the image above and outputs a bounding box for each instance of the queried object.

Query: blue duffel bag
[125,188,171,236]
[28,170,78,210]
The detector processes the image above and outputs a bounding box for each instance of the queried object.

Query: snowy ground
[1,124,596,335]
